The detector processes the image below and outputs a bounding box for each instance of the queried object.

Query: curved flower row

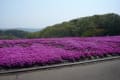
[0,36,120,68]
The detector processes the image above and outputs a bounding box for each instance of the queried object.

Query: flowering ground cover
[0,36,120,69]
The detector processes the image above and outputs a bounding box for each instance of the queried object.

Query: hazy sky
[0,0,120,29]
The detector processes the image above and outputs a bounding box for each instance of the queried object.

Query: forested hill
[0,13,120,39]
[28,13,120,38]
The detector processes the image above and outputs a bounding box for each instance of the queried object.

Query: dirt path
[0,59,120,80]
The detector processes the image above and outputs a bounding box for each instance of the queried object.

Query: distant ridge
[13,28,41,32]
[0,28,41,32]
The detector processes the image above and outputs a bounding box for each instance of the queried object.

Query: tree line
[0,29,29,39]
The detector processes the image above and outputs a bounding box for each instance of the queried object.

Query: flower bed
[0,36,120,69]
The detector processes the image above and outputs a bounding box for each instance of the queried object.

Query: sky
[0,0,120,29]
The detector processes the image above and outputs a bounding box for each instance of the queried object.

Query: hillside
[0,36,120,69]
[30,13,120,38]
[0,13,120,39]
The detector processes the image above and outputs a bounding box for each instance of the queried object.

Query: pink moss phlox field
[0,36,120,68]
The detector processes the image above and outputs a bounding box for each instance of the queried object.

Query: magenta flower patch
[0,36,120,68]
